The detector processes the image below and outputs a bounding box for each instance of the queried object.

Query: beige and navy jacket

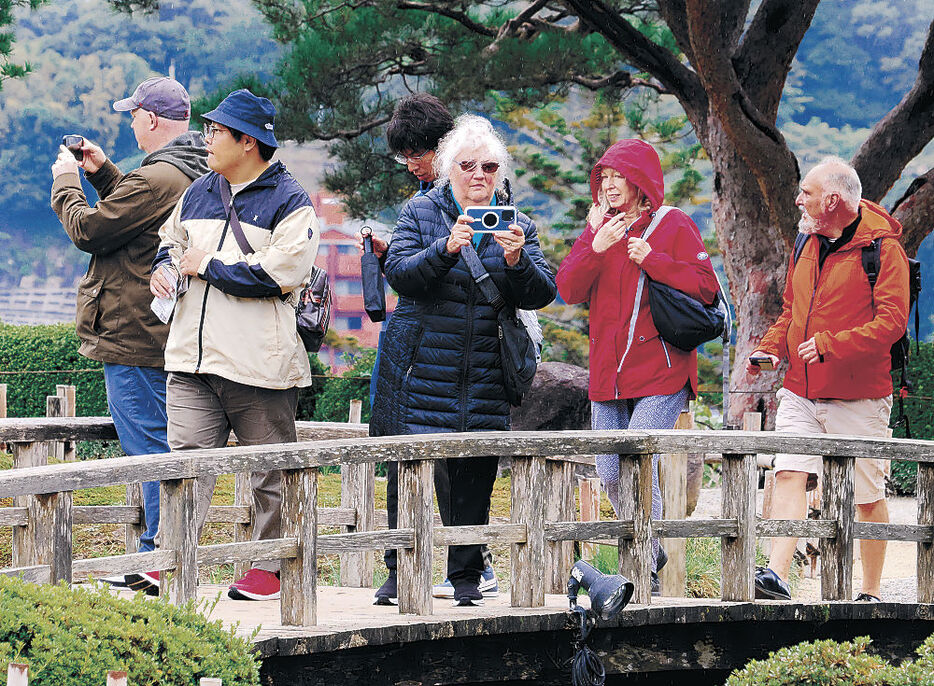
[153,161,320,389]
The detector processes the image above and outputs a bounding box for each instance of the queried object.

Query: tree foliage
[0,0,46,88]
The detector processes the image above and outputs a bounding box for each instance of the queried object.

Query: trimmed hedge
[725,634,934,685]
[0,575,259,685]
[0,323,107,417]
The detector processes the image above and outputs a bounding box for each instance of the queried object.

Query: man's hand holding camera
[51,138,108,179]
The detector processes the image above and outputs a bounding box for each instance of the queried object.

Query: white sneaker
[432,565,499,599]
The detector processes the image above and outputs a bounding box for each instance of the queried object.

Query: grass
[2,449,803,595]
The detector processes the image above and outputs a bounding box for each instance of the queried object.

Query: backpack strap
[792,232,810,266]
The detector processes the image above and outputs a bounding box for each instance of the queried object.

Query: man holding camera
[747,157,909,602]
[50,76,209,593]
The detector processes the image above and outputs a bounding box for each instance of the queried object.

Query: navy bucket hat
[203,89,279,149]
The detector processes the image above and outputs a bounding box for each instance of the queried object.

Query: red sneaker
[126,571,160,596]
[228,568,280,601]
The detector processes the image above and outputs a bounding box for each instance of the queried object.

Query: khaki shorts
[773,387,892,505]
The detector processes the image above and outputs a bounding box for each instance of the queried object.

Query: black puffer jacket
[370,184,556,437]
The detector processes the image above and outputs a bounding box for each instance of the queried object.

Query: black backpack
[793,233,922,436]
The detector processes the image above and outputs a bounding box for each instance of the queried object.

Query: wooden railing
[2,417,933,627]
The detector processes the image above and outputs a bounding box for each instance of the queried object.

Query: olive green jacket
[51,133,208,367]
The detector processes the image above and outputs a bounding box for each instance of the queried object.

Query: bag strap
[218,178,254,255]
[460,241,507,312]
[615,207,674,381]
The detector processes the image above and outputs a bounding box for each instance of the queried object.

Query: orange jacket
[758,200,909,400]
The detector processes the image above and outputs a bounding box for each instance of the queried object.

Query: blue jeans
[104,363,169,553]
[591,386,689,570]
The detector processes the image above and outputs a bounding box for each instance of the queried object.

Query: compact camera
[62,135,84,161]
[465,205,517,233]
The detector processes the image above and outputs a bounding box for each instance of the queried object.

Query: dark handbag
[647,280,725,352]
[460,243,537,407]
[360,225,386,322]
[218,179,330,352]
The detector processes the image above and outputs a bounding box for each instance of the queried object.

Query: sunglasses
[457,160,500,174]
[393,150,430,165]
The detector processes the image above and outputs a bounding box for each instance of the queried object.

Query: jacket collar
[207,160,286,194]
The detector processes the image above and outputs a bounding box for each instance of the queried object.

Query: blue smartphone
[465,205,517,233]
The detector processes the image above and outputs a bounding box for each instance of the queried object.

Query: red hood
[590,139,664,209]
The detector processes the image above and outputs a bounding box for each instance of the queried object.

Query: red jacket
[758,200,909,400]
[557,141,719,401]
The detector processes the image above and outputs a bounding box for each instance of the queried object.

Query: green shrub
[0,323,107,417]
[724,636,906,686]
[890,460,918,496]
[310,349,374,423]
[0,575,259,685]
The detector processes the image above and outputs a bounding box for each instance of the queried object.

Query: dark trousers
[384,456,497,583]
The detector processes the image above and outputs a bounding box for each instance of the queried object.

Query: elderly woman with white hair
[370,114,556,606]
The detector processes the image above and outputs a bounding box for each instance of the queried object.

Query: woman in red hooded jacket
[557,140,719,589]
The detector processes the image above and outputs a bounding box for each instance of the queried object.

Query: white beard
[798,211,822,235]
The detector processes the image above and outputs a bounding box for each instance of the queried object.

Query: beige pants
[773,388,891,505]
[166,372,299,573]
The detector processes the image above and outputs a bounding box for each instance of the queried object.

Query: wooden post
[160,478,198,604]
[659,411,692,597]
[46,395,65,462]
[6,663,27,686]
[397,459,433,615]
[200,679,222,686]
[106,672,127,686]
[511,456,546,607]
[0,383,7,418]
[280,467,318,626]
[918,463,934,603]
[339,396,374,587]
[233,472,253,580]
[720,451,756,602]
[55,385,77,462]
[12,443,46,567]
[31,489,73,584]
[616,454,653,604]
[544,459,575,593]
[820,455,854,600]
[125,484,144,554]
[578,477,601,559]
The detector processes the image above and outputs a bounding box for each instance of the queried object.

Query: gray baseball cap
[113,77,190,121]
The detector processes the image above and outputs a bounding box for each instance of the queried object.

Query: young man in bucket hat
[151,89,319,600]
[51,76,209,594]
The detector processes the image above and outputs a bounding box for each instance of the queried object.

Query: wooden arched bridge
[1,417,933,684]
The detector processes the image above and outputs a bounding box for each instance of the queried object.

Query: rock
[510,361,591,431]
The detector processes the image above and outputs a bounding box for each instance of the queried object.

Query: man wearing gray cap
[50,76,209,595]
[151,89,319,601]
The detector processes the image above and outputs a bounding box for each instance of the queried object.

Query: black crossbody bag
[218,179,330,352]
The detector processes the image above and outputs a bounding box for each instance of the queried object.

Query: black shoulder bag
[218,179,331,352]
[460,242,537,407]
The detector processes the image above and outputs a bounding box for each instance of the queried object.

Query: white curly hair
[433,114,512,190]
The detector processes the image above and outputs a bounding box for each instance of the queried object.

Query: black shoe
[373,572,398,606]
[656,545,668,573]
[651,571,661,596]
[452,581,483,607]
[754,567,791,600]
[854,592,882,603]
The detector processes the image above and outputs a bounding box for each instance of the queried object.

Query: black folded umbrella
[361,226,386,322]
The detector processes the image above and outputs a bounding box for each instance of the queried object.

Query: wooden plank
[919,463,934,603]
[6,663,27,686]
[0,508,27,526]
[820,456,854,601]
[720,452,756,601]
[756,519,837,538]
[544,459,575,594]
[319,530,414,553]
[397,460,433,615]
[281,468,318,627]
[197,539,298,567]
[74,506,140,525]
[511,456,546,608]
[578,477,601,559]
[616,454,653,604]
[106,672,127,686]
[295,422,368,441]
[339,461,374,588]
[435,523,527,546]
[200,679,223,686]
[654,519,740,539]
[46,395,66,463]
[0,384,6,419]
[0,565,50,584]
[233,472,253,580]
[125,483,143,553]
[205,505,253,524]
[11,442,45,567]
[546,520,633,541]
[854,522,934,542]
[160,478,197,604]
[72,550,177,578]
[56,385,77,462]
[348,400,362,424]
[659,411,692,597]
[543,519,739,541]
[31,490,73,584]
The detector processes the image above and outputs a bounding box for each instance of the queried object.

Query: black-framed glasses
[393,150,430,165]
[457,160,499,174]
[203,124,228,141]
